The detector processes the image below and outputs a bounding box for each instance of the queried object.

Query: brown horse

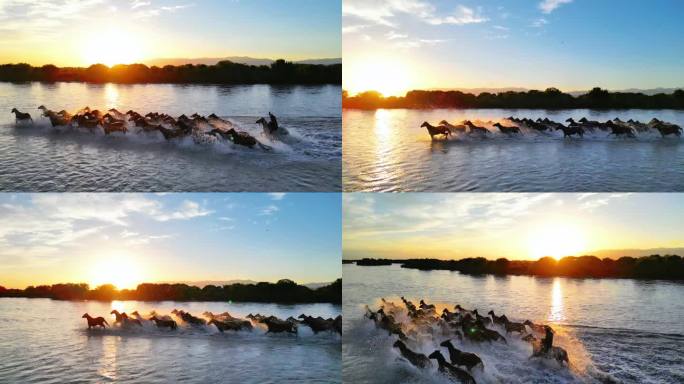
[421,121,451,140]
[208,318,253,332]
[149,316,178,330]
[263,316,298,334]
[653,122,682,137]
[464,120,489,135]
[82,313,108,329]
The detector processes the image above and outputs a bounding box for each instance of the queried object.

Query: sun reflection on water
[105,83,119,108]
[548,278,564,322]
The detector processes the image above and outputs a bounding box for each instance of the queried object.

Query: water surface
[343,109,684,192]
[0,298,341,383]
[0,82,341,191]
[343,264,684,383]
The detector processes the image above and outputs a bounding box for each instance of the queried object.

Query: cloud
[154,200,213,222]
[130,0,150,9]
[539,0,573,14]
[259,205,280,216]
[268,193,286,201]
[343,0,487,28]
[342,24,369,34]
[531,18,548,28]
[577,193,631,212]
[385,31,408,40]
[426,6,488,25]
[133,2,194,19]
[393,38,446,49]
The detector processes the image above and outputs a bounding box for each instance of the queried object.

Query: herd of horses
[81,309,342,336]
[365,297,568,384]
[422,116,683,140]
[10,106,288,150]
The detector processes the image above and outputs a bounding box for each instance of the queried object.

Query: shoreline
[0,279,342,304]
[343,255,684,280]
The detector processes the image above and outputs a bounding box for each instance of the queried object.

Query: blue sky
[343,0,684,93]
[0,0,341,66]
[343,193,684,260]
[0,193,341,288]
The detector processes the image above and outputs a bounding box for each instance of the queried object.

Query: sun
[89,256,143,290]
[82,29,144,67]
[345,56,413,97]
[528,223,587,260]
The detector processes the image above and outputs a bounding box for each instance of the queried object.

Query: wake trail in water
[352,297,618,384]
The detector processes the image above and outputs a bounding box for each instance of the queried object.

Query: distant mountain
[145,56,341,67]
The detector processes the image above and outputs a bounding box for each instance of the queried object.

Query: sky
[343,193,684,261]
[0,193,341,289]
[343,0,684,95]
[0,0,341,67]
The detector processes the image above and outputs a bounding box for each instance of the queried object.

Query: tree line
[347,255,684,279]
[342,88,684,109]
[0,60,341,85]
[0,279,342,304]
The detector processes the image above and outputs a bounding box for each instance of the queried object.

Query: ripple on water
[343,109,684,192]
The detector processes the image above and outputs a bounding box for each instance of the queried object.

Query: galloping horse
[82,313,108,329]
[149,316,178,330]
[10,108,33,123]
[421,121,451,140]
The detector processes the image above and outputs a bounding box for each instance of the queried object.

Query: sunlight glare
[528,223,587,260]
[346,56,413,97]
[90,255,143,290]
[82,29,144,67]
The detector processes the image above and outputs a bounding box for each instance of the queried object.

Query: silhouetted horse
[428,350,477,384]
[393,340,431,369]
[421,121,451,140]
[82,313,108,329]
[653,123,682,137]
[493,122,522,135]
[464,120,489,135]
[440,339,483,371]
[556,125,584,138]
[149,316,177,330]
[10,108,32,123]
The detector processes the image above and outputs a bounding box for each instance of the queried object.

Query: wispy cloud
[259,205,280,216]
[343,0,487,28]
[155,200,213,221]
[268,193,286,201]
[426,6,488,25]
[531,18,548,28]
[393,38,446,49]
[539,0,573,14]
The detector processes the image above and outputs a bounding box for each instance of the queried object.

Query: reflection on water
[0,299,341,383]
[549,278,564,323]
[343,108,684,192]
[343,264,684,383]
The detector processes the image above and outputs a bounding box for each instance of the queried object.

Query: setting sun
[528,223,588,260]
[345,56,413,97]
[89,255,144,290]
[82,29,145,67]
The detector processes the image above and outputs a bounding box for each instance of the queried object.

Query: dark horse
[556,125,584,138]
[493,122,522,135]
[82,313,108,329]
[421,121,451,140]
[149,316,178,330]
[428,350,477,384]
[10,108,33,123]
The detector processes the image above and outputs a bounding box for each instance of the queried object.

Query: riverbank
[344,255,684,279]
[0,279,342,304]
[0,61,341,84]
[343,88,684,109]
